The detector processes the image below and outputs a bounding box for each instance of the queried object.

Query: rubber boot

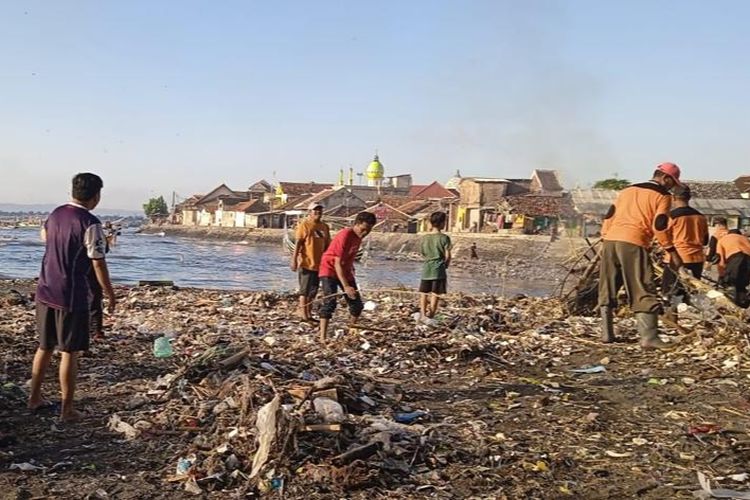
[636,312,669,349]
[600,306,615,343]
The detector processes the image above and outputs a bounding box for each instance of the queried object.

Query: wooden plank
[138,280,175,287]
[301,424,342,432]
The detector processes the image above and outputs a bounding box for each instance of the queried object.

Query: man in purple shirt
[28,173,117,422]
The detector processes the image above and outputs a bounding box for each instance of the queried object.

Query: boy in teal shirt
[419,211,452,319]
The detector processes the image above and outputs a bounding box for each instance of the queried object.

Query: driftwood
[562,239,750,328]
[332,442,383,465]
[561,239,601,315]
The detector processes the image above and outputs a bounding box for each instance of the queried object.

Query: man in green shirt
[419,211,452,320]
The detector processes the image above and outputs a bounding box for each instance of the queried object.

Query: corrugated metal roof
[692,198,750,217]
[570,189,617,216]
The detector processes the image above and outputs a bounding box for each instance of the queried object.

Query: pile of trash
[3,282,750,498]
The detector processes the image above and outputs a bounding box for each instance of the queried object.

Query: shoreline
[139,224,586,260]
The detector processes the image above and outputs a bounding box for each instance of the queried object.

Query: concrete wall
[460,180,508,205]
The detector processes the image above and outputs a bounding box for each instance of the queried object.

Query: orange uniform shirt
[717,233,750,276]
[602,182,674,250]
[707,226,729,262]
[713,227,729,242]
[295,219,331,271]
[665,207,708,264]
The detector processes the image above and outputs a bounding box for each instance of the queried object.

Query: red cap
[656,162,682,185]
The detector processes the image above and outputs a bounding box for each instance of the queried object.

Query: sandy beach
[1,280,749,498]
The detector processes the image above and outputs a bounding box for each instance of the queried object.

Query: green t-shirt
[421,232,452,280]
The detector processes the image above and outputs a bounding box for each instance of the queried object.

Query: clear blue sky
[1,0,748,210]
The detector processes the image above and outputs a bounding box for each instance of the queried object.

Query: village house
[248,180,274,202]
[454,169,564,232]
[272,182,332,209]
[365,200,414,233]
[292,187,367,213]
[497,195,575,233]
[179,184,252,227]
[408,181,457,200]
[221,199,270,228]
[175,194,204,226]
[397,198,452,233]
[284,187,368,227]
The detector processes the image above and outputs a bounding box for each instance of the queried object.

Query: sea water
[0,227,552,295]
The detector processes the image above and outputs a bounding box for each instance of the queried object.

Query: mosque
[337,153,411,189]
[334,153,413,202]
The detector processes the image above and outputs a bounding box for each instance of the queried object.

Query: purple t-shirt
[36,203,106,311]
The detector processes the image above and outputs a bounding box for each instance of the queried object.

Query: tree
[143,196,169,217]
[593,178,630,190]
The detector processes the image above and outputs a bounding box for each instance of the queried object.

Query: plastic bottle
[153,336,173,358]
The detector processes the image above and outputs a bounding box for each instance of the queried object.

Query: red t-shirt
[318,228,361,282]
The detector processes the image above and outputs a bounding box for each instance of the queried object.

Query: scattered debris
[1,279,750,497]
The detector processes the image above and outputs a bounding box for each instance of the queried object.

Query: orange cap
[656,162,682,185]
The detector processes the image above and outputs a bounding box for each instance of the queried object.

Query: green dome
[366,154,384,180]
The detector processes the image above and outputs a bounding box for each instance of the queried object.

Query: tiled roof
[501,195,576,217]
[366,202,412,220]
[291,188,367,210]
[176,194,204,210]
[292,189,336,209]
[683,180,742,199]
[397,199,444,216]
[408,185,428,197]
[278,182,333,196]
[408,181,457,200]
[374,195,412,208]
[248,180,273,193]
[398,200,440,215]
[324,205,364,218]
[275,196,306,211]
[225,199,268,213]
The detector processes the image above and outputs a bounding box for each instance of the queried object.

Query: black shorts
[298,268,320,298]
[36,302,90,352]
[419,279,447,295]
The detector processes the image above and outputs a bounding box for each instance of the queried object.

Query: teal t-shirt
[421,232,452,280]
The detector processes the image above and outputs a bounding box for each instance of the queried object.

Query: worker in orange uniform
[598,163,683,349]
[660,185,708,320]
[706,217,729,265]
[717,229,750,307]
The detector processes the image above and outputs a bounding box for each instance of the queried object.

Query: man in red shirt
[317,211,376,341]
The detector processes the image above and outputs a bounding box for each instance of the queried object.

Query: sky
[1,0,749,210]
